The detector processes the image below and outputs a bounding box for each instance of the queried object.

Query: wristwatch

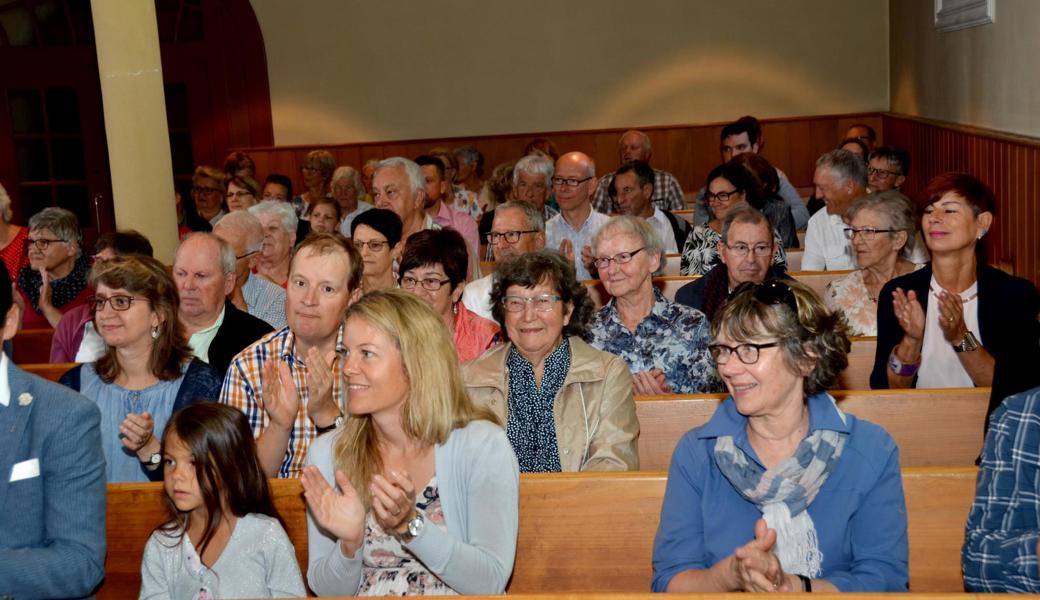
[953,331,980,353]
[394,511,424,544]
[315,414,344,435]
[141,452,161,467]
[888,350,920,377]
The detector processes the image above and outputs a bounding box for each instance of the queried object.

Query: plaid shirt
[963,386,1040,592]
[592,168,685,213]
[220,325,345,478]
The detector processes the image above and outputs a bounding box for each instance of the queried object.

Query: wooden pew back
[636,387,988,471]
[21,362,76,382]
[12,328,54,364]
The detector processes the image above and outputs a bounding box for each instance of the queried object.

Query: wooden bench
[102,467,977,596]
[22,362,77,382]
[838,335,876,389]
[12,327,54,364]
[583,272,853,308]
[635,387,988,471]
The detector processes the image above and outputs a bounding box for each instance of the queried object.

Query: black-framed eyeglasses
[235,250,259,260]
[551,176,593,188]
[708,342,780,365]
[501,294,562,313]
[843,227,896,241]
[91,295,150,312]
[25,237,66,251]
[735,280,799,314]
[707,190,742,204]
[400,275,451,291]
[593,247,645,270]
[867,166,902,178]
[487,230,537,244]
[354,239,389,252]
[191,186,222,196]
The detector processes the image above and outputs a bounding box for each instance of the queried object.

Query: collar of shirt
[0,352,9,407]
[605,287,672,331]
[560,207,601,234]
[434,200,459,228]
[696,391,851,448]
[282,321,347,364]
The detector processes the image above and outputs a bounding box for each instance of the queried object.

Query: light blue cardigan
[305,419,520,595]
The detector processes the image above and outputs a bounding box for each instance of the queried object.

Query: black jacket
[208,300,275,375]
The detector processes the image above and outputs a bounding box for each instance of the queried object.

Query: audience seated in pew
[18,207,94,329]
[867,145,911,194]
[463,250,639,472]
[293,149,335,222]
[212,210,288,330]
[585,216,721,395]
[609,160,688,252]
[464,201,546,321]
[330,165,373,236]
[654,280,908,593]
[249,200,298,288]
[350,207,403,294]
[59,255,222,483]
[415,154,481,280]
[188,166,226,229]
[592,130,685,214]
[0,182,28,282]
[872,173,1040,427]
[545,152,609,281]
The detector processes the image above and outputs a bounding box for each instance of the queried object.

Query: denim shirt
[652,392,909,592]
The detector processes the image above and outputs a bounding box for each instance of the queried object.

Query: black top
[208,300,275,375]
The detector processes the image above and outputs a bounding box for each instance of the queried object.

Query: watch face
[149,453,162,465]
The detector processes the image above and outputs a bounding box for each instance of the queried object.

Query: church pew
[12,327,54,364]
[101,467,977,597]
[21,362,77,382]
[635,387,989,471]
[837,335,876,389]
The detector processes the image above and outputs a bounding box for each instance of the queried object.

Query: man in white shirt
[545,151,609,280]
[802,149,867,271]
[463,201,546,320]
[611,160,686,253]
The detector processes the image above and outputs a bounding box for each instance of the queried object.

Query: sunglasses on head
[733,280,799,313]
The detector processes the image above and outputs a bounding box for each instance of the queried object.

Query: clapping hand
[301,465,366,556]
[260,359,299,431]
[633,369,672,395]
[305,347,340,424]
[892,288,925,341]
[733,519,796,593]
[371,471,418,536]
[934,288,968,343]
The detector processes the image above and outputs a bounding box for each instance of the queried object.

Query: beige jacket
[461,338,639,471]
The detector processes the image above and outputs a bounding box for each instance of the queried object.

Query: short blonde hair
[333,290,496,507]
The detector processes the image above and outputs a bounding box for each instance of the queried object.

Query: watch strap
[888,350,920,377]
[315,414,344,435]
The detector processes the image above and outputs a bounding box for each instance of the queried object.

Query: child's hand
[301,465,365,556]
[371,470,417,536]
[260,359,299,431]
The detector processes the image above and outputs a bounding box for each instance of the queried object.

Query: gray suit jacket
[0,360,106,599]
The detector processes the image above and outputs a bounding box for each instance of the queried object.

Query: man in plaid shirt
[221,233,363,477]
[963,385,1040,592]
[592,130,685,214]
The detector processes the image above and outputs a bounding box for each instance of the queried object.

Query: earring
[151,326,159,339]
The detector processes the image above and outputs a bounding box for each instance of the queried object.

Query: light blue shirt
[652,392,908,592]
[242,273,287,330]
[545,209,610,280]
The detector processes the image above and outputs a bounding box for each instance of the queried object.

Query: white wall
[251,0,890,145]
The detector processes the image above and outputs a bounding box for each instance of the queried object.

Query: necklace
[929,284,978,302]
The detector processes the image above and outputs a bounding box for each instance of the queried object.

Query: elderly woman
[462,250,639,472]
[331,166,372,235]
[453,145,485,194]
[653,280,908,593]
[825,191,923,336]
[871,173,1040,419]
[294,149,336,220]
[585,216,720,395]
[225,174,261,212]
[351,208,403,293]
[301,290,519,596]
[400,229,498,363]
[58,255,222,483]
[249,200,298,287]
[0,183,27,280]
[681,163,786,276]
[17,207,93,329]
[308,197,342,235]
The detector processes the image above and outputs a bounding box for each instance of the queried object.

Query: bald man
[593,130,684,213]
[545,152,610,280]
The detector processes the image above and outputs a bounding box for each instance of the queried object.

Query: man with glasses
[611,160,687,252]
[676,205,789,319]
[866,146,911,193]
[592,130,684,214]
[545,151,609,280]
[463,202,546,320]
[190,165,227,226]
[173,233,272,375]
[845,123,878,153]
[213,210,287,330]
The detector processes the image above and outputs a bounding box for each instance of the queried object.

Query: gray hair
[591,215,665,275]
[331,166,365,198]
[513,153,554,189]
[619,130,652,154]
[249,199,298,235]
[846,190,918,259]
[720,203,772,245]
[494,201,545,232]
[214,209,263,254]
[303,149,336,180]
[28,207,81,247]
[375,157,425,197]
[0,183,10,223]
[816,149,868,190]
[179,232,236,275]
[453,145,480,167]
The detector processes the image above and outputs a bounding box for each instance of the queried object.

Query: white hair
[214,209,263,254]
[513,154,554,189]
[249,199,298,235]
[375,157,424,197]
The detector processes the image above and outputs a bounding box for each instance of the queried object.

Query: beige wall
[891,0,1040,138]
[251,0,889,145]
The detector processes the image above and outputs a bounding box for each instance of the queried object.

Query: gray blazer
[0,360,107,599]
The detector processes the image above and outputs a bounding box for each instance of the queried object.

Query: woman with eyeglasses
[680,164,787,276]
[17,207,94,329]
[350,208,403,293]
[57,255,222,483]
[653,280,908,593]
[225,174,261,212]
[462,250,639,472]
[823,191,923,336]
[871,173,1040,422]
[585,216,721,395]
[399,229,498,363]
[294,150,336,221]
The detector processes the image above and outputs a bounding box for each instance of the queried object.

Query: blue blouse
[651,392,908,592]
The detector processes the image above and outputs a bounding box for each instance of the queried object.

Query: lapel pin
[17,393,32,407]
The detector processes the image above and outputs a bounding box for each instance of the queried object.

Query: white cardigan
[304,419,520,596]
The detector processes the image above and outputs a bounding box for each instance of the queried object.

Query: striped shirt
[220,325,345,478]
[592,168,684,213]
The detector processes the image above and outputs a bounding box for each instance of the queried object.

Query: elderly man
[416,155,481,277]
[675,204,788,318]
[803,149,869,271]
[592,130,684,213]
[477,152,559,260]
[191,165,227,226]
[867,146,911,193]
[462,201,546,320]
[612,160,687,252]
[249,200,298,287]
[371,156,433,244]
[545,151,609,280]
[174,233,273,374]
[694,119,810,230]
[221,234,363,478]
[213,210,287,330]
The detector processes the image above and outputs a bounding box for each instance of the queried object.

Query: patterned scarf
[505,339,571,473]
[713,421,848,578]
[17,253,91,315]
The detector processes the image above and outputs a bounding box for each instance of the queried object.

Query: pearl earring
[151,326,159,339]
